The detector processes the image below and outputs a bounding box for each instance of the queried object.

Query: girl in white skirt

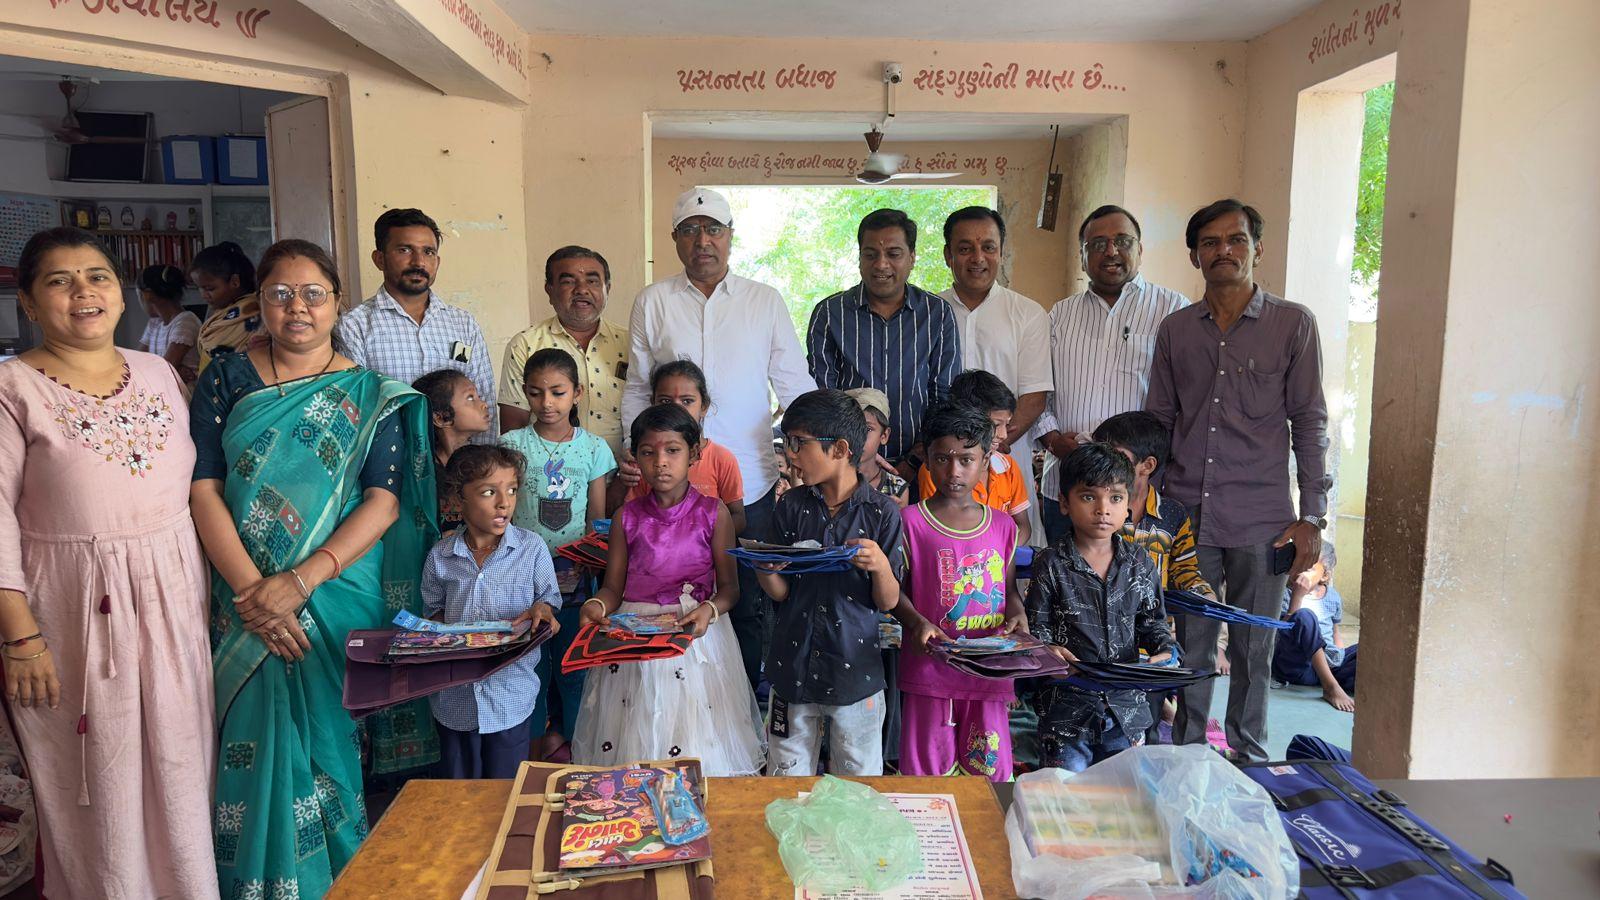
[572,404,765,775]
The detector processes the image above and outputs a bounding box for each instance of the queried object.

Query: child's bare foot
[1323,687,1355,713]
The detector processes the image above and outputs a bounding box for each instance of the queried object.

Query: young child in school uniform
[1026,443,1179,772]
[757,389,906,777]
[609,360,745,531]
[572,403,764,775]
[501,348,617,760]
[414,368,492,534]
[917,369,1031,545]
[1091,411,1218,741]
[896,403,1028,782]
[423,445,562,778]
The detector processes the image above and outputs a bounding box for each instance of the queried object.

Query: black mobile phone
[1271,541,1296,576]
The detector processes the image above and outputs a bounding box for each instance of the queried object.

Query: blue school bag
[1238,756,1523,899]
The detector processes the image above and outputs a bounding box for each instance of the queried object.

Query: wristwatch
[1300,515,1327,529]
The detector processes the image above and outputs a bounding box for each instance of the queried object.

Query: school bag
[1237,755,1524,899]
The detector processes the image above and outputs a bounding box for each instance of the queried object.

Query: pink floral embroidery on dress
[52,387,174,477]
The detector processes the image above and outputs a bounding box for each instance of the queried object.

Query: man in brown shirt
[1145,198,1331,761]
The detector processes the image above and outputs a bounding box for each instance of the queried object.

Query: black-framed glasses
[783,435,839,454]
[674,223,728,239]
[260,284,336,307]
[1083,235,1138,254]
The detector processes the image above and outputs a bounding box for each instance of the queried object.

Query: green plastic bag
[764,775,924,893]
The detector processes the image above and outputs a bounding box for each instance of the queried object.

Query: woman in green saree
[190,239,439,898]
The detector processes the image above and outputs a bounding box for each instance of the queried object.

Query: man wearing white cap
[622,188,818,690]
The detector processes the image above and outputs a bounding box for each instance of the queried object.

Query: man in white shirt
[1034,205,1192,545]
[936,206,1051,545]
[622,188,818,688]
[337,208,498,441]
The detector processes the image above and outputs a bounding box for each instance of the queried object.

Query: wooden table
[329,775,1019,899]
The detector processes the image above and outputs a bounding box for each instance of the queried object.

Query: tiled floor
[1204,674,1355,759]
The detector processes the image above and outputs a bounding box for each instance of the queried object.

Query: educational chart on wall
[0,193,59,288]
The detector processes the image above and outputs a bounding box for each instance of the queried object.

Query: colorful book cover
[606,612,684,635]
[557,766,711,871]
[1014,780,1168,864]
[385,619,531,656]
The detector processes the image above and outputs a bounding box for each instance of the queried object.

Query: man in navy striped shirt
[807,208,961,481]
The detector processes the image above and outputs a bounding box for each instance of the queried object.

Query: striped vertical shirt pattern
[336,286,499,440]
[806,283,962,462]
[1036,276,1191,500]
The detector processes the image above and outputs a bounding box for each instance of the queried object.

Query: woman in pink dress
[0,227,217,899]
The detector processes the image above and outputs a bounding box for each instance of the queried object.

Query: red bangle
[3,632,41,647]
[314,547,343,579]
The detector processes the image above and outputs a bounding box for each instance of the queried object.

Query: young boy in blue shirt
[422,445,562,779]
[1274,540,1357,712]
[757,389,906,776]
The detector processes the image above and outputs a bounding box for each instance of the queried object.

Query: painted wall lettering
[47,0,229,31]
[437,0,525,75]
[913,61,1124,97]
[666,149,1010,180]
[1307,1,1402,64]
[675,66,838,93]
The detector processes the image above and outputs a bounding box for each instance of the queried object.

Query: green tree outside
[1352,82,1393,292]
[714,185,997,337]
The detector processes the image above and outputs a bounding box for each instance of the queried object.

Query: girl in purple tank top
[570,405,765,775]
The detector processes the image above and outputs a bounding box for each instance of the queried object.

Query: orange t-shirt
[627,438,744,506]
[917,452,1030,515]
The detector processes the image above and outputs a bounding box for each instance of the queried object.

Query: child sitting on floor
[896,403,1028,782]
[1274,541,1357,712]
[1026,443,1178,772]
[423,445,562,779]
[757,389,905,776]
[609,359,745,531]
[572,403,764,775]
[845,387,909,507]
[414,368,491,534]
[918,369,1031,544]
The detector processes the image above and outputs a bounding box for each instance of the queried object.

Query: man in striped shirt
[807,208,961,481]
[1034,205,1192,546]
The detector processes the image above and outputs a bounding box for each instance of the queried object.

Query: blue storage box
[215,134,269,185]
[160,135,215,185]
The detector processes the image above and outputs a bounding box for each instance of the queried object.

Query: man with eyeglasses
[1145,198,1330,762]
[621,187,818,690]
[1034,205,1192,546]
[498,246,629,459]
[337,207,498,441]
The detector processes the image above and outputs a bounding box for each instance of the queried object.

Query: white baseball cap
[671,188,733,229]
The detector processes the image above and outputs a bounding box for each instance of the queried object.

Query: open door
[265,96,343,282]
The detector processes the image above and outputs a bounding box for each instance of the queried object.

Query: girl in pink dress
[571,403,764,775]
[0,228,216,899]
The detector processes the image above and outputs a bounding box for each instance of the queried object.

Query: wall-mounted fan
[0,79,153,145]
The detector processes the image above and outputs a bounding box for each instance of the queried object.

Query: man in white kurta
[936,207,1052,545]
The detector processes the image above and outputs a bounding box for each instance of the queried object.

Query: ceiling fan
[0,78,153,145]
[850,126,961,184]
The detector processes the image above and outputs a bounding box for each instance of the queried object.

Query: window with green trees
[1351,82,1393,317]
[712,185,998,337]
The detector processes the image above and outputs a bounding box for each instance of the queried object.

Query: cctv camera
[884,62,904,84]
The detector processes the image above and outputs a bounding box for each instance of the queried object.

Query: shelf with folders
[92,231,206,283]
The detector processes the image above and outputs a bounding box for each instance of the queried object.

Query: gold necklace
[268,338,336,397]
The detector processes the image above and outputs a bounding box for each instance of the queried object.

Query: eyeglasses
[259,284,336,307]
[783,435,839,454]
[1083,235,1138,254]
[674,223,728,239]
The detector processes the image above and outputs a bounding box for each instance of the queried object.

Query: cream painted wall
[523,34,1249,327]
[0,1,531,371]
[649,137,1076,311]
[1059,119,1128,291]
